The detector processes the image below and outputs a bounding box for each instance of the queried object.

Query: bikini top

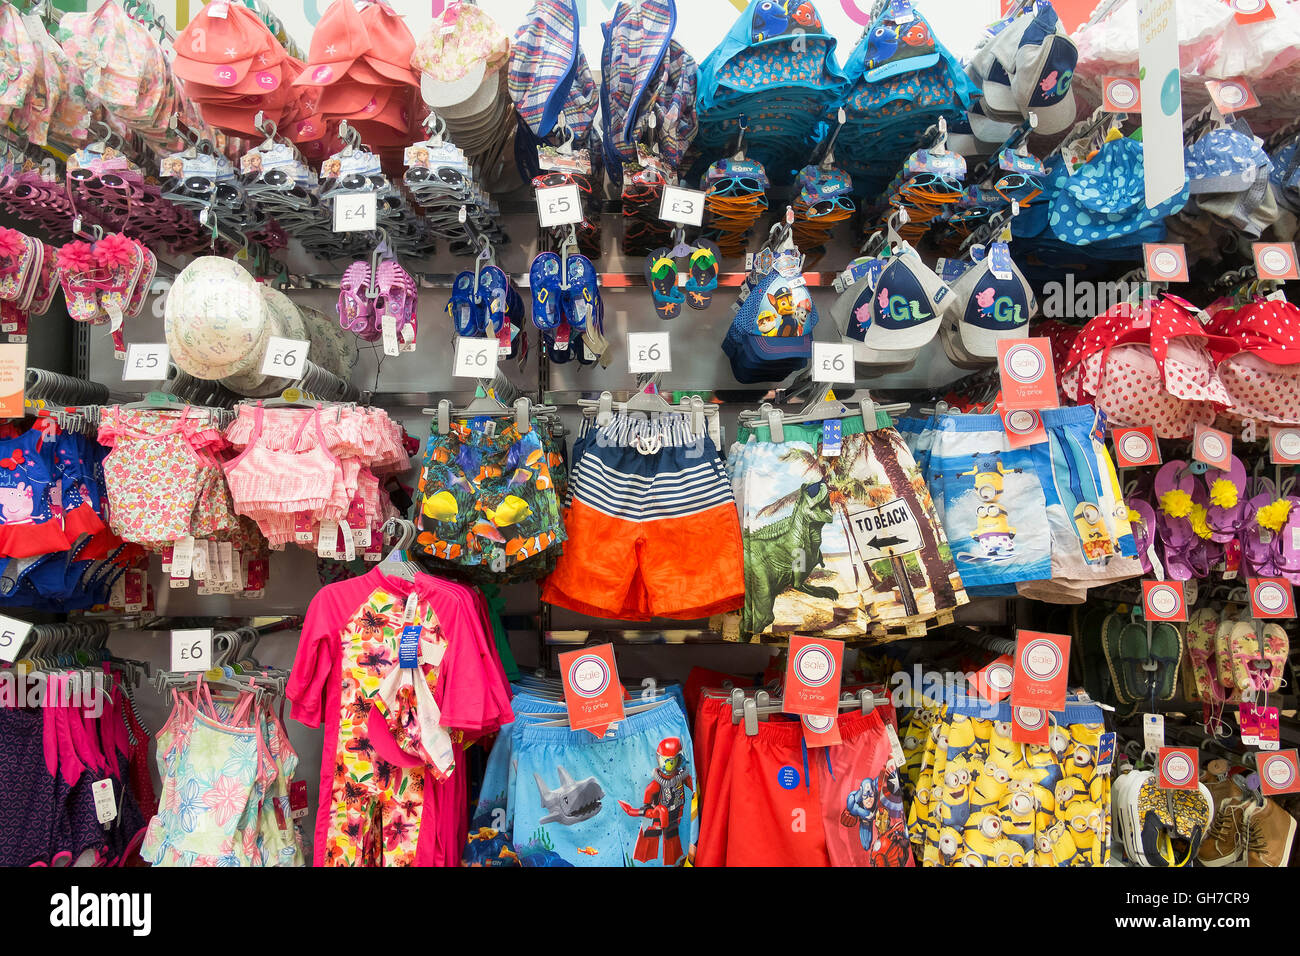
[222,406,342,513]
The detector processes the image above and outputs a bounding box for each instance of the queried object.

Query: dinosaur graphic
[743,480,840,634]
[534,766,605,826]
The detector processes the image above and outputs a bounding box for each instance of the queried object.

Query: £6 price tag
[0,613,33,663]
[260,336,310,377]
[453,336,499,378]
[122,343,169,381]
[170,628,213,672]
[658,185,706,227]
[812,341,855,384]
[627,331,671,374]
[332,192,376,232]
[535,183,583,228]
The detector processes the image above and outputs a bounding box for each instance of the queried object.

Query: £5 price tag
[333,192,376,232]
[171,628,213,672]
[453,337,499,378]
[658,185,706,227]
[535,183,583,228]
[627,332,671,374]
[122,343,169,381]
[260,336,310,377]
[0,613,33,664]
[811,341,855,384]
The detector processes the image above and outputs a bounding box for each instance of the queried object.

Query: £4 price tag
[535,183,583,228]
[627,332,671,374]
[811,341,855,385]
[170,628,213,672]
[658,186,706,227]
[122,343,169,381]
[0,613,33,664]
[453,337,499,378]
[333,192,376,232]
[260,336,310,377]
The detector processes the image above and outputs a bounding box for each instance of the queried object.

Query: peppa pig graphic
[974,286,997,318]
[0,482,34,524]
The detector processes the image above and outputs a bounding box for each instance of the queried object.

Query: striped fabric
[508,0,597,140]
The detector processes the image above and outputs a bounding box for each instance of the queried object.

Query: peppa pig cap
[946,242,1035,358]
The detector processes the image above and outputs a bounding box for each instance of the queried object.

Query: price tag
[1143,713,1165,754]
[1102,76,1142,111]
[627,331,672,374]
[170,535,195,584]
[658,185,706,227]
[1142,579,1188,621]
[1010,705,1050,745]
[92,779,118,824]
[1156,746,1199,790]
[535,183,583,228]
[1259,750,1300,795]
[260,336,310,377]
[1192,423,1232,469]
[783,635,845,718]
[1248,576,1296,618]
[332,192,377,232]
[122,343,169,381]
[1271,427,1300,464]
[453,336,499,378]
[1253,242,1300,281]
[381,313,399,357]
[968,654,1015,703]
[1113,426,1162,467]
[559,643,625,737]
[0,613,33,663]
[811,341,855,384]
[1143,243,1189,283]
[1010,629,1070,711]
[801,712,842,748]
[1001,408,1047,447]
[170,627,213,672]
[997,338,1059,410]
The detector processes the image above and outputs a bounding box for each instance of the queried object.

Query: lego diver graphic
[618,737,692,865]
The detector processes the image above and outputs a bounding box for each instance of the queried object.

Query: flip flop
[684,239,720,311]
[1242,492,1282,577]
[1154,461,1197,552]
[646,247,683,320]
[1271,495,1300,584]
[1127,498,1164,578]
[1202,455,1247,543]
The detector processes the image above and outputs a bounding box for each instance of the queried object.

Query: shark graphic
[534,766,605,826]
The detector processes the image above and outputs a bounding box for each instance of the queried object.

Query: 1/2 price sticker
[260,337,310,377]
[659,186,706,227]
[1113,426,1162,467]
[811,341,855,384]
[535,183,583,228]
[170,628,213,672]
[627,331,672,374]
[453,336,500,379]
[122,343,169,381]
[333,192,377,232]
[1271,427,1300,464]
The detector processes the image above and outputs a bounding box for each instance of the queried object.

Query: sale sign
[559,644,625,737]
[1011,630,1070,711]
[783,635,845,718]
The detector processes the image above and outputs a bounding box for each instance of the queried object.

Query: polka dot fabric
[1207,300,1300,425]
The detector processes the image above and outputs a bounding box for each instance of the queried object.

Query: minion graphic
[973,503,1016,557]
[1073,501,1114,561]
[962,452,1021,502]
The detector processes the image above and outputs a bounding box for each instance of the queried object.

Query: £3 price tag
[260,337,310,377]
[333,192,376,232]
[658,186,706,227]
[0,613,33,663]
[811,341,855,384]
[535,183,583,228]
[453,337,499,378]
[122,343,169,381]
[627,332,671,374]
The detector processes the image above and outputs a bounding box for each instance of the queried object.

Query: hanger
[728,687,889,736]
[376,517,421,581]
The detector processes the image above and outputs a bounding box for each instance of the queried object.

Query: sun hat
[164,257,268,381]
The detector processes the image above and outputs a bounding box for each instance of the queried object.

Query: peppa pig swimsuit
[0,426,73,558]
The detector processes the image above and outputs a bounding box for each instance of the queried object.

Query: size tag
[1143,242,1189,282]
[1010,629,1070,711]
[1102,76,1141,111]
[969,654,1015,703]
[191,539,209,580]
[1253,242,1300,281]
[122,343,169,381]
[658,185,706,226]
[294,513,315,544]
[453,336,499,378]
[1240,703,1262,745]
[783,635,845,718]
[1113,426,1161,466]
[1192,423,1232,468]
[0,613,33,663]
[317,520,339,559]
[821,419,842,457]
[997,338,1058,410]
[333,192,377,232]
[218,541,233,584]
[1271,426,1300,464]
[627,331,672,374]
[399,624,421,669]
[811,341,854,384]
[92,779,118,824]
[535,183,583,227]
[1156,746,1199,790]
[289,779,310,818]
[1260,706,1282,750]
[337,519,357,561]
[1143,713,1165,754]
[381,313,399,357]
[801,712,842,748]
[987,241,1014,281]
[559,644,625,737]
[1001,408,1047,447]
[171,628,213,672]
[260,336,310,377]
[1142,579,1188,621]
[1096,731,1117,774]
[1248,576,1296,618]
[170,535,195,581]
[1259,750,1300,794]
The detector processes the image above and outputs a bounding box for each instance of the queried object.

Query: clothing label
[170,628,212,672]
[453,336,499,378]
[884,723,906,767]
[535,183,583,227]
[381,313,400,357]
[821,419,842,458]
[399,624,421,669]
[218,541,233,584]
[338,520,356,561]
[1192,423,1233,468]
[845,497,923,560]
[1096,732,1117,774]
[333,192,377,232]
[0,614,33,664]
[122,343,169,381]
[317,520,339,559]
[1270,427,1300,464]
[1113,426,1162,467]
[1001,408,1047,447]
[559,644,625,737]
[1010,630,1070,711]
[1143,713,1165,754]
[627,332,671,374]
[170,536,195,581]
[1156,746,1199,790]
[1253,242,1300,281]
[783,635,845,718]
[231,550,243,591]
[658,186,706,227]
[402,591,419,624]
[811,341,854,384]
[294,512,315,543]
[289,779,310,818]
[1240,704,1261,745]
[260,336,310,377]
[191,539,209,580]
[208,2,229,17]
[92,779,118,824]
[969,654,1015,703]
[1142,579,1188,621]
[988,241,1014,281]
[800,712,842,748]
[1258,750,1300,795]
[1010,705,1049,744]
[997,338,1059,410]
[1248,576,1297,618]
